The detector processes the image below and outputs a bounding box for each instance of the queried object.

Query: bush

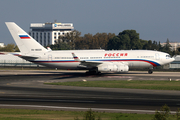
[152,104,170,120]
[176,108,180,120]
[83,109,95,120]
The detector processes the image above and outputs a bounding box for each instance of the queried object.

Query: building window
[48,40,50,45]
[44,33,46,39]
[32,32,34,38]
[44,40,46,46]
[36,33,38,39]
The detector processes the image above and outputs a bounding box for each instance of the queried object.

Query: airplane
[5,22,175,74]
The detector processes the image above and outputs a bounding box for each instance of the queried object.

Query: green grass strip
[45,80,180,90]
[0,108,158,120]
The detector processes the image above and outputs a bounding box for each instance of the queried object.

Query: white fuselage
[27,49,174,70]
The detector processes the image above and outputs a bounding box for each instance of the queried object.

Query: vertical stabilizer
[5,22,47,54]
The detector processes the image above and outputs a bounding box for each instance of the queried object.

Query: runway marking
[104,76,132,78]
[0,104,177,114]
[127,79,132,81]
[0,98,95,103]
[82,79,87,82]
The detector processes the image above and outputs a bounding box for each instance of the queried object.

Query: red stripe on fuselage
[31,59,159,67]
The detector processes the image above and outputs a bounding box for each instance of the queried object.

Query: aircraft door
[48,54,52,61]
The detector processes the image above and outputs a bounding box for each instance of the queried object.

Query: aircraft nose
[170,57,175,62]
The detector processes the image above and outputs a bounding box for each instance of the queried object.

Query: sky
[0,0,180,45]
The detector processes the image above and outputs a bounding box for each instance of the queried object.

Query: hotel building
[29,22,74,46]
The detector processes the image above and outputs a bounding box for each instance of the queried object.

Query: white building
[161,42,180,51]
[0,43,5,47]
[169,55,180,69]
[29,22,74,46]
[0,52,36,67]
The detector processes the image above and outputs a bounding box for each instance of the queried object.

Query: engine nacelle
[97,62,129,72]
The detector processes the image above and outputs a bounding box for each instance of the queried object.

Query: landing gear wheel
[86,68,101,75]
[148,69,153,74]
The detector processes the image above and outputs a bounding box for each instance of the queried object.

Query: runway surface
[0,70,180,114]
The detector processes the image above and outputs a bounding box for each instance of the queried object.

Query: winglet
[72,53,80,61]
[47,47,52,51]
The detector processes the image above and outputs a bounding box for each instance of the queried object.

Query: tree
[118,30,140,49]
[47,42,71,50]
[165,39,171,51]
[48,30,82,50]
[0,44,19,52]
[107,36,121,50]
[107,30,141,50]
[58,30,81,50]
[93,33,115,49]
[74,32,115,50]
[118,34,130,49]
[161,38,172,56]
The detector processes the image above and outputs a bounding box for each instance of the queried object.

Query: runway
[0,70,180,113]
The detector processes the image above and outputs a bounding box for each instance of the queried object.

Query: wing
[72,52,102,68]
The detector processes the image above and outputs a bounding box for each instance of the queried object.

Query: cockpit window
[166,55,171,59]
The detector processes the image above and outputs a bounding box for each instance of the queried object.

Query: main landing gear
[86,67,101,75]
[148,69,153,74]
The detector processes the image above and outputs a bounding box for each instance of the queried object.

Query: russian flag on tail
[19,35,30,39]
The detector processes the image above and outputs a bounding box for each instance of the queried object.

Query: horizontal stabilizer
[11,53,39,60]
[19,55,39,60]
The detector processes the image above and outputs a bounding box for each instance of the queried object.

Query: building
[0,43,5,47]
[29,22,74,46]
[0,52,37,67]
[161,42,180,51]
[169,55,180,69]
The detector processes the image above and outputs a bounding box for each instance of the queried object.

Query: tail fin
[5,22,47,54]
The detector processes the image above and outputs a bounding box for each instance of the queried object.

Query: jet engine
[97,62,129,72]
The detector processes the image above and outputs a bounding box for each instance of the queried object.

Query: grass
[0,108,179,120]
[45,80,180,91]
[0,108,162,120]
